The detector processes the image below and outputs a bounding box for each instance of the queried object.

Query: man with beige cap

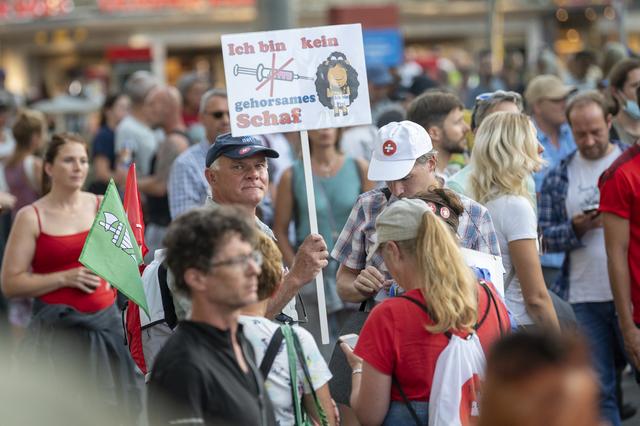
[525,74,577,285]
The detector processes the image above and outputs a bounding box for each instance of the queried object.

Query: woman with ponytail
[340,198,509,425]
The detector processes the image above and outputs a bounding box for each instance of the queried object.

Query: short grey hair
[123,70,158,106]
[199,88,227,115]
[471,90,524,131]
[208,157,222,171]
[177,72,210,100]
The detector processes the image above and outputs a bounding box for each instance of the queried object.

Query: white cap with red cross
[368,120,433,182]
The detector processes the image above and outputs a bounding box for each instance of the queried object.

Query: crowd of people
[0,45,638,426]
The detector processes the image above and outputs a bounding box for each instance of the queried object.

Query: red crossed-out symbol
[255,53,294,97]
[382,140,397,156]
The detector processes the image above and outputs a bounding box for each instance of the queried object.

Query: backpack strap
[474,280,493,331]
[477,280,505,336]
[158,263,178,330]
[391,375,424,426]
[259,327,284,379]
[291,328,329,425]
[398,295,454,339]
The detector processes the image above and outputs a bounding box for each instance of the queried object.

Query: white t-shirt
[565,146,621,303]
[238,315,332,425]
[115,115,159,176]
[485,195,538,325]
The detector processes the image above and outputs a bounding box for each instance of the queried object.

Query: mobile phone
[582,204,599,215]
[340,333,359,349]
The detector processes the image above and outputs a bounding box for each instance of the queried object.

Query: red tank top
[31,199,116,312]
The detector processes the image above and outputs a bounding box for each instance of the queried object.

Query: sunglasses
[475,90,522,102]
[206,110,229,119]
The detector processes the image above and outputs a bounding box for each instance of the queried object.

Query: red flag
[123,163,148,258]
[123,162,148,373]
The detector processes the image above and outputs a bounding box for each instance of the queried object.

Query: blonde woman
[340,198,509,425]
[470,111,559,329]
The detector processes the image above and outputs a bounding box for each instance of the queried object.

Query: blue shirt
[168,140,210,219]
[534,122,576,269]
[91,125,116,170]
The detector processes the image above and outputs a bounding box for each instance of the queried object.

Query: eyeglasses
[206,110,230,119]
[209,250,263,270]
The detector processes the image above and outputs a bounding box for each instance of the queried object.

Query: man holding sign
[333,120,501,303]
[204,133,329,320]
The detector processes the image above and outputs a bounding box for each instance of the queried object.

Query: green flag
[79,179,149,316]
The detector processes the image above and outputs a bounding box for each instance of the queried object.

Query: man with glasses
[525,74,577,287]
[168,88,230,219]
[148,206,276,426]
[447,90,525,197]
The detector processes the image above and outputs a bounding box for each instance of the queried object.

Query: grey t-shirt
[115,115,159,176]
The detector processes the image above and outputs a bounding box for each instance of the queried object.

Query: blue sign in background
[363,28,404,67]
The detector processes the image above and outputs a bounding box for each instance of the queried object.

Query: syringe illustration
[234,63,314,83]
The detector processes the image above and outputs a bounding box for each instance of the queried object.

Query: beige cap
[524,74,575,105]
[366,198,431,261]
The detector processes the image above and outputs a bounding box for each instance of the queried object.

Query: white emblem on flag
[98,212,137,263]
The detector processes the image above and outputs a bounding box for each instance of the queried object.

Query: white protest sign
[221,24,371,137]
[460,248,506,298]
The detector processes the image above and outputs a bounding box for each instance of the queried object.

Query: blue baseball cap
[206,133,279,168]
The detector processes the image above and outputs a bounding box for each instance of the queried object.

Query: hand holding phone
[340,333,359,349]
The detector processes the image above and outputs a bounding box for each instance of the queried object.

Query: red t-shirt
[354,284,510,402]
[599,145,640,323]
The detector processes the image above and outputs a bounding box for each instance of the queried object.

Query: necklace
[314,161,333,177]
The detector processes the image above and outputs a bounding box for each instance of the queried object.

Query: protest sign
[221,24,371,137]
[460,248,505,297]
[221,24,371,345]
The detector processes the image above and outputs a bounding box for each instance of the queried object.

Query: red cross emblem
[382,140,397,156]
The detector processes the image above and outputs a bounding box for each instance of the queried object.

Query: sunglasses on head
[475,90,522,102]
[207,111,229,119]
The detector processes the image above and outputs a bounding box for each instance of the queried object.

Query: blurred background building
[0,0,638,132]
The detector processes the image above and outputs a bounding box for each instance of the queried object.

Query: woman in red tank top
[0,133,139,421]
[2,133,116,309]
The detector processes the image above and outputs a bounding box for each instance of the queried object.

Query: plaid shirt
[539,140,628,300]
[168,140,210,219]
[331,188,501,277]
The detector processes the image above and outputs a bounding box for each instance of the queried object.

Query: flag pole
[300,130,330,345]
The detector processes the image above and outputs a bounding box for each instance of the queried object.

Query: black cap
[206,133,280,168]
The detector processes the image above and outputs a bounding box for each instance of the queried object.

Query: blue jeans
[382,401,429,425]
[572,301,623,426]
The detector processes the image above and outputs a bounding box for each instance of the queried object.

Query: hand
[0,192,16,210]
[353,266,385,297]
[622,326,640,370]
[572,211,602,238]
[340,342,363,371]
[289,234,329,286]
[60,267,102,294]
